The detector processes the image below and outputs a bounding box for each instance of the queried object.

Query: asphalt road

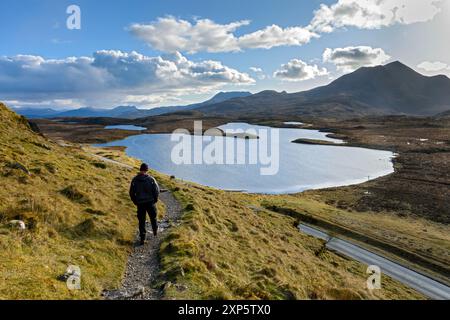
[298,224,450,300]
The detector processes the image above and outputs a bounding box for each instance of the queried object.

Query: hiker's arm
[152,179,160,203]
[129,180,137,205]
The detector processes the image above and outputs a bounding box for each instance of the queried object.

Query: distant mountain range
[11,62,450,120]
[196,61,450,119]
[12,91,252,119]
[435,110,450,119]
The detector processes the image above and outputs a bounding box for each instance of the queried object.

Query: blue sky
[0,0,449,109]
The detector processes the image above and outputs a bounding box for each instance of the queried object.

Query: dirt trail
[87,151,183,300]
[103,190,182,300]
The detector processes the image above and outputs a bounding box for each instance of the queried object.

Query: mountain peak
[113,105,138,111]
[212,91,252,99]
[198,61,450,118]
[383,60,415,73]
[256,90,282,96]
[206,91,252,104]
[385,60,405,68]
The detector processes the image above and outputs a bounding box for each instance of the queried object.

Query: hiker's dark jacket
[129,174,160,205]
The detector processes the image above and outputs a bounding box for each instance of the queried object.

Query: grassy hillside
[153,179,423,300]
[0,103,144,299]
[0,103,426,300]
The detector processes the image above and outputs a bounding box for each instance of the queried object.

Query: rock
[134,286,145,297]
[8,220,26,230]
[162,282,173,291]
[175,284,188,292]
[103,286,145,300]
[58,265,81,281]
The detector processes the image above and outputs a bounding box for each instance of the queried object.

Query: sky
[0,0,449,110]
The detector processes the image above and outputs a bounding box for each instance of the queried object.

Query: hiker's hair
[140,163,149,172]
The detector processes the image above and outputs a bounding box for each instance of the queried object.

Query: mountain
[13,91,252,120]
[12,106,131,119]
[435,110,450,119]
[11,107,61,119]
[125,91,253,117]
[0,102,421,300]
[196,62,450,118]
[47,106,142,119]
[203,91,252,105]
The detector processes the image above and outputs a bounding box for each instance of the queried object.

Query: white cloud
[274,59,328,81]
[0,51,254,108]
[249,67,267,80]
[323,46,391,72]
[417,61,450,72]
[309,0,443,33]
[250,67,263,73]
[129,17,316,53]
[238,25,317,50]
[129,2,441,54]
[129,17,248,53]
[123,94,182,106]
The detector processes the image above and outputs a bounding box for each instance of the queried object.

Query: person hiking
[129,163,160,245]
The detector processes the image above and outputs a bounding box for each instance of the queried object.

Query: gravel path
[103,189,182,300]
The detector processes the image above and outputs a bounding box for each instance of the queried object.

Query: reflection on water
[104,125,146,131]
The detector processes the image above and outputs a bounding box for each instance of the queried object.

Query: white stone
[9,220,26,230]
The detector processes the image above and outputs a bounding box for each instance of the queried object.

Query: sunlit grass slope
[0,102,424,300]
[157,179,423,300]
[0,103,141,299]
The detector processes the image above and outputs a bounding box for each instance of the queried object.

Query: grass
[0,103,167,299]
[291,188,450,279]
[0,102,434,300]
[150,177,424,300]
[86,131,433,300]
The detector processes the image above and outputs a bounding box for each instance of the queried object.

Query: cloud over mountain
[418,61,450,72]
[0,51,254,108]
[323,46,391,72]
[274,59,328,81]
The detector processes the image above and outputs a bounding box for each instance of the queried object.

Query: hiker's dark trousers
[137,202,158,239]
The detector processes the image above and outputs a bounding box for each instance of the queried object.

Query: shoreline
[90,142,449,292]
[93,122,395,196]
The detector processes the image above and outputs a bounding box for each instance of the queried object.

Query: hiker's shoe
[139,236,146,246]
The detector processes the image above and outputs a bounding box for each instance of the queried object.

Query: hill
[0,102,140,298]
[13,91,252,120]
[0,102,423,299]
[196,62,450,118]
[10,107,62,119]
[435,110,450,119]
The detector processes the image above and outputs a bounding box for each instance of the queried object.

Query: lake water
[97,123,395,194]
[105,125,147,131]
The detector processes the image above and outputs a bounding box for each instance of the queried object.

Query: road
[299,224,450,300]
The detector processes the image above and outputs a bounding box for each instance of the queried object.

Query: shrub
[44,162,57,174]
[60,186,91,204]
[92,162,107,169]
